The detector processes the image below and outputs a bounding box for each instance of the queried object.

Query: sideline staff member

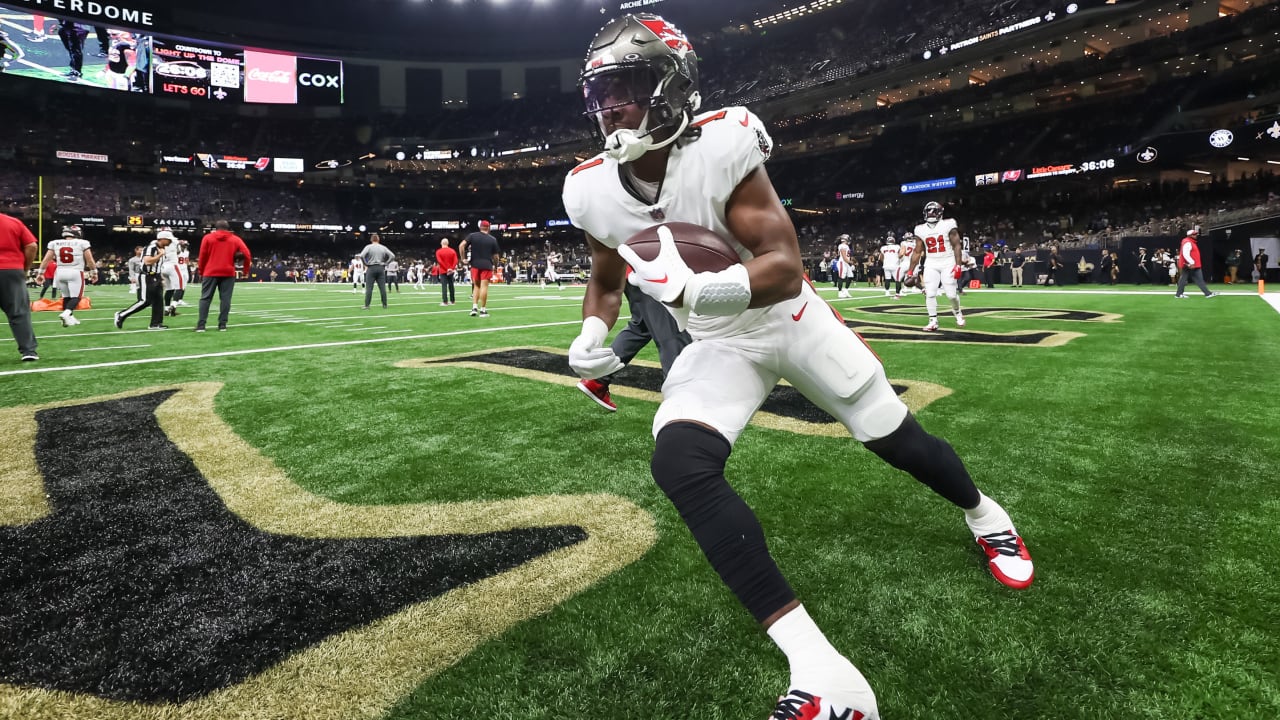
[0,211,38,361]
[195,220,251,332]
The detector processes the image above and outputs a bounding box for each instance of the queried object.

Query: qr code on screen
[210,63,241,89]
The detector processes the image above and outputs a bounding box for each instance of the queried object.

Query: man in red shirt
[0,212,39,361]
[194,220,252,332]
[1175,226,1218,299]
[434,237,458,306]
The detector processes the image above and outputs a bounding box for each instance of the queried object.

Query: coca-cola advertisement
[244,50,296,104]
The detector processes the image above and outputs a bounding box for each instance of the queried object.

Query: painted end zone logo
[0,384,655,718]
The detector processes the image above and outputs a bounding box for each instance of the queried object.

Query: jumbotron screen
[0,2,343,105]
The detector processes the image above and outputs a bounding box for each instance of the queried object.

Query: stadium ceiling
[163,0,797,61]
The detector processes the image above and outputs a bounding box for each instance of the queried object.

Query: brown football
[622,222,742,274]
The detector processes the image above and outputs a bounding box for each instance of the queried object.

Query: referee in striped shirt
[114,232,172,330]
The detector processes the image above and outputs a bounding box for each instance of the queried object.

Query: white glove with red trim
[616,225,693,306]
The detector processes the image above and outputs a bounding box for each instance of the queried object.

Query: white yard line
[1261,293,1280,316]
[0,320,581,377]
[68,345,151,353]
[371,330,414,335]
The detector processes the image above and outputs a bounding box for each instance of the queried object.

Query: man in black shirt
[458,220,501,317]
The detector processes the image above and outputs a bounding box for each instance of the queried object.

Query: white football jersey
[178,249,190,267]
[164,243,180,264]
[914,218,959,268]
[49,238,92,270]
[879,244,899,267]
[899,237,917,263]
[563,106,772,338]
[351,258,365,272]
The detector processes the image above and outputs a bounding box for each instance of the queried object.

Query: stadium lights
[1192,170,1211,175]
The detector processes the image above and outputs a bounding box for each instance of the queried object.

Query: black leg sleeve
[863,413,980,510]
[652,422,796,623]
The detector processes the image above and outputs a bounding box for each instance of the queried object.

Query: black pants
[197,276,236,329]
[364,265,388,307]
[119,274,165,327]
[607,284,693,381]
[58,24,83,73]
[440,273,455,304]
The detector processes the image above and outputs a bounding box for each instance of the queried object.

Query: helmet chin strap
[603,107,692,164]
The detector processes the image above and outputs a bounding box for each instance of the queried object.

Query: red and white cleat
[975,530,1035,589]
[770,689,878,720]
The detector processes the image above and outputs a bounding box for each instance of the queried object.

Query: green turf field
[2,280,1278,720]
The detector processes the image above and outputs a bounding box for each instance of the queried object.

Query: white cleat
[923,319,939,332]
[955,314,966,328]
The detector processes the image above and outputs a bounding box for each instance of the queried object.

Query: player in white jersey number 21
[562,13,1033,720]
[906,201,966,331]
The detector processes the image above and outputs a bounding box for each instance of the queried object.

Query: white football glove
[568,316,625,380]
[616,225,693,305]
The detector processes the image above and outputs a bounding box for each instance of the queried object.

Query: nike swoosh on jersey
[650,275,669,284]
[739,112,750,127]
[791,302,809,322]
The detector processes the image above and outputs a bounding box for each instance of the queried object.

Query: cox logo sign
[299,73,340,88]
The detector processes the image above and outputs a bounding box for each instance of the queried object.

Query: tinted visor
[582,65,656,116]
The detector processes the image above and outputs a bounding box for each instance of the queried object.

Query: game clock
[1078,158,1116,172]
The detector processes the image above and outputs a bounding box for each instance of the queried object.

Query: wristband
[684,264,752,317]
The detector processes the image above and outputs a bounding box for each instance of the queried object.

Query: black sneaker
[195,328,206,333]
[148,325,170,330]
[114,311,124,329]
[21,353,38,362]
[218,326,227,332]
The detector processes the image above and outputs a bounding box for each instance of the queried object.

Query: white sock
[964,493,1014,536]
[767,605,862,693]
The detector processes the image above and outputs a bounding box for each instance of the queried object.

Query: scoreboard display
[152,39,243,101]
[150,40,344,105]
[0,1,342,105]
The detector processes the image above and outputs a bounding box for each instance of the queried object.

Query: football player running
[906,202,966,330]
[562,14,1032,720]
[39,225,96,327]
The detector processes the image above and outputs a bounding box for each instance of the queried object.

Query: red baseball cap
[478,220,491,230]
